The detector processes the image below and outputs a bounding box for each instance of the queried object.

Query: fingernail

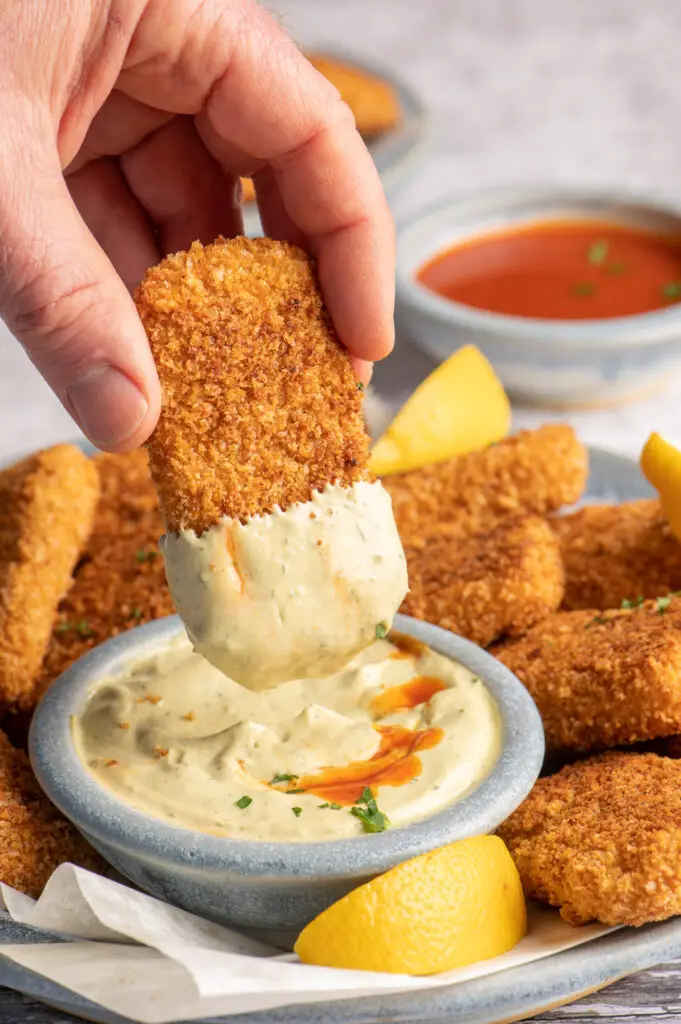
[66,366,149,446]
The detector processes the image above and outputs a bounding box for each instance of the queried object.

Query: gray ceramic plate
[243,48,427,237]
[0,446,665,1024]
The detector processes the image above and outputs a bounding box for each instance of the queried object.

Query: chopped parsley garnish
[662,281,681,301]
[55,622,71,634]
[621,595,645,609]
[357,381,365,392]
[587,239,609,265]
[292,806,303,817]
[287,788,305,795]
[128,607,142,621]
[351,787,390,834]
[585,615,608,629]
[657,596,673,614]
[77,620,94,638]
[319,802,342,810]
[572,281,596,297]
[375,622,389,640]
[270,772,298,785]
[235,796,252,810]
[135,549,157,564]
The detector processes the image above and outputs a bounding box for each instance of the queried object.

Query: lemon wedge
[640,432,681,539]
[369,346,510,477]
[294,836,526,975]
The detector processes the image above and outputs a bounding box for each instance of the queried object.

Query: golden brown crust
[492,596,681,754]
[402,515,564,647]
[499,752,681,926]
[136,238,370,533]
[552,500,681,611]
[34,450,174,705]
[0,446,99,712]
[307,53,401,138]
[386,425,588,544]
[0,728,103,896]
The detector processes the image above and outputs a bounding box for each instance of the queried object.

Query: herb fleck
[287,788,305,795]
[319,802,342,810]
[585,615,608,629]
[662,281,681,301]
[587,239,609,265]
[606,260,627,276]
[621,595,645,609]
[351,787,390,834]
[357,381,365,392]
[235,796,252,810]
[270,772,298,785]
[375,622,389,640]
[136,549,157,564]
[128,607,142,621]
[572,281,596,297]
[77,620,94,638]
[292,806,303,817]
[657,596,673,614]
[55,622,71,634]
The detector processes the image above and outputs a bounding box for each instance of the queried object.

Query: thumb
[0,143,160,452]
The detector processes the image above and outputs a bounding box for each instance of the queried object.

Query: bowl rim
[29,613,544,881]
[395,183,681,345]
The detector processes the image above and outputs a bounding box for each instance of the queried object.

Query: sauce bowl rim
[29,614,544,880]
[396,183,681,343]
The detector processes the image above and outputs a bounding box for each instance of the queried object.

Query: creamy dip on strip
[161,481,408,691]
[72,634,501,842]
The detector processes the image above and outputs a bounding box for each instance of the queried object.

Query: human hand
[0,0,395,451]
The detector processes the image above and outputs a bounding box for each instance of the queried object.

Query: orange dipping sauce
[418,220,681,320]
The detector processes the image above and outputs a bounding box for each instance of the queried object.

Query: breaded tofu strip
[0,729,103,896]
[0,446,99,712]
[403,515,564,647]
[499,752,681,926]
[386,425,588,544]
[35,450,173,706]
[492,597,681,754]
[136,237,370,533]
[552,499,681,611]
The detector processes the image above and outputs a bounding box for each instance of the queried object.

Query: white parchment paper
[0,865,615,1024]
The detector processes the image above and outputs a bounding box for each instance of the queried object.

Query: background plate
[0,445,665,1024]
[243,48,427,237]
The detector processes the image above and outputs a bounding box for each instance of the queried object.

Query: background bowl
[395,185,681,408]
[29,614,543,938]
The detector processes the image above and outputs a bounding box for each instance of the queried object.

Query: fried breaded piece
[308,54,401,138]
[386,425,588,544]
[492,596,681,754]
[136,238,370,533]
[552,500,681,611]
[0,729,103,896]
[34,451,174,705]
[402,515,564,647]
[0,446,99,712]
[499,752,681,926]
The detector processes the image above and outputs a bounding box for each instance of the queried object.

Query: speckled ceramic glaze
[29,614,543,936]
[396,186,681,407]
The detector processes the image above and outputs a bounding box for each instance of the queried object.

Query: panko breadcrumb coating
[552,500,681,611]
[499,752,681,927]
[403,515,564,647]
[34,450,173,706]
[386,425,588,544]
[136,237,370,534]
[0,446,99,712]
[0,729,102,896]
[492,596,681,754]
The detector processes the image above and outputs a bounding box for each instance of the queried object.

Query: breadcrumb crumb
[499,752,681,926]
[136,237,370,533]
[0,446,99,712]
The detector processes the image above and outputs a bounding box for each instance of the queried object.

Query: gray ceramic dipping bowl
[29,613,543,938]
[396,185,681,408]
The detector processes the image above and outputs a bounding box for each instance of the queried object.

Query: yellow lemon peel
[640,432,681,539]
[294,835,527,975]
[369,346,511,477]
